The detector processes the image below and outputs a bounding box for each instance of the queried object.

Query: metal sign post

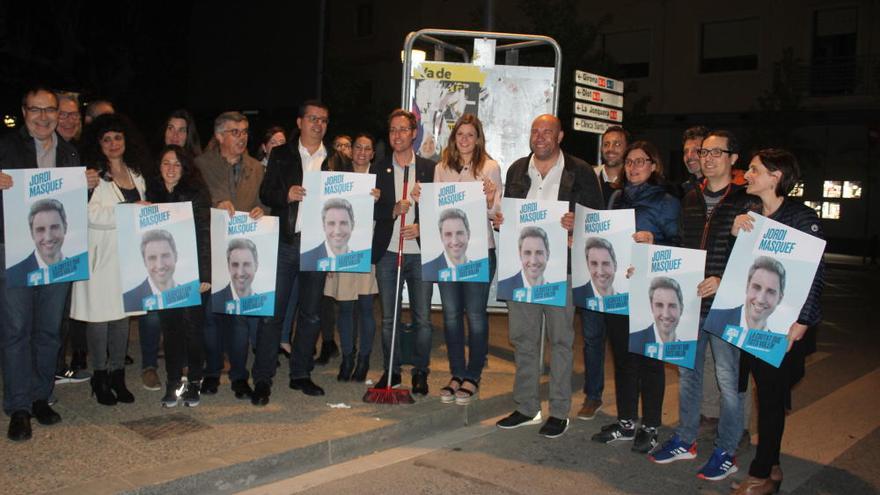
[571,70,625,165]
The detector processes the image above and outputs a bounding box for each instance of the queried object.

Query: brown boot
[576,398,602,420]
[730,476,777,495]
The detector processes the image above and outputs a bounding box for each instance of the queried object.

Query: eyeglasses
[335,142,351,149]
[698,148,732,158]
[59,111,80,120]
[304,115,329,124]
[26,106,59,116]
[223,127,249,138]
[624,157,653,167]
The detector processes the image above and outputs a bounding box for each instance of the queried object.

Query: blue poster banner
[419,182,490,282]
[571,205,635,314]
[2,167,89,287]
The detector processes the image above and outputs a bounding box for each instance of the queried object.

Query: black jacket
[260,141,343,244]
[145,176,212,284]
[680,183,754,317]
[504,152,604,209]
[0,127,81,243]
[369,153,436,264]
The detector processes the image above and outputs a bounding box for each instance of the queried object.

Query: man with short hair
[301,198,355,267]
[370,109,436,394]
[56,93,82,143]
[651,129,750,482]
[212,239,259,309]
[495,114,603,438]
[594,126,629,201]
[497,226,550,295]
[123,230,178,311]
[423,208,470,278]
[196,111,265,400]
[7,199,68,286]
[83,99,114,124]
[706,257,785,334]
[0,86,98,441]
[679,126,709,198]
[630,277,684,349]
[259,100,339,404]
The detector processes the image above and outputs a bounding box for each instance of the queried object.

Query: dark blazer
[300,242,329,270]
[6,252,40,287]
[260,138,336,244]
[422,253,448,279]
[705,305,743,335]
[571,281,596,308]
[629,324,658,352]
[211,284,235,312]
[123,278,153,312]
[497,272,525,299]
[0,127,80,243]
[369,153,436,264]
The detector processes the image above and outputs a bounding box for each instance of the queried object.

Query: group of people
[0,86,823,495]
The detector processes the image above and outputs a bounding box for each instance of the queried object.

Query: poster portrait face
[439,208,470,265]
[322,198,354,255]
[651,286,682,342]
[586,237,617,296]
[29,199,67,264]
[228,239,258,297]
[519,227,548,285]
[745,257,785,330]
[141,230,177,289]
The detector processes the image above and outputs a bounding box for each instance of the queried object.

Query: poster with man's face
[116,202,201,312]
[628,243,705,369]
[705,213,825,367]
[210,209,279,316]
[2,167,89,287]
[299,171,375,272]
[571,206,635,314]
[496,198,569,306]
[419,182,489,282]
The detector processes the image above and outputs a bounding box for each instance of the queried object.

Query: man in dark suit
[370,109,436,395]
[630,277,683,354]
[494,114,604,439]
[7,199,68,287]
[212,238,259,311]
[572,237,618,309]
[123,230,178,312]
[706,256,785,336]
[301,198,355,270]
[628,324,658,353]
[422,208,469,280]
[497,226,549,300]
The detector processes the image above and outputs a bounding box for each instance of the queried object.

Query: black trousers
[606,313,665,427]
[745,352,787,478]
[159,293,206,384]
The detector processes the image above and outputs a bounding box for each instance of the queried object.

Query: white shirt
[652,324,678,345]
[35,251,64,269]
[148,276,176,295]
[388,151,420,254]
[526,151,565,200]
[295,139,328,232]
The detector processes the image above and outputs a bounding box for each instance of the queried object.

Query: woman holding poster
[145,145,211,407]
[592,141,680,453]
[728,149,824,495]
[70,114,147,406]
[431,114,501,404]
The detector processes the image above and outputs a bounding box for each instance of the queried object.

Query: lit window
[823,180,842,198]
[842,181,862,198]
[804,201,822,216]
[821,201,840,219]
[789,181,804,197]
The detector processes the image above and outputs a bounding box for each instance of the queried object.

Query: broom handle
[386,165,410,390]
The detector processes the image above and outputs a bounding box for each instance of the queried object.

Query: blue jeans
[580,309,606,401]
[139,311,161,370]
[677,327,745,452]
[437,250,495,383]
[203,305,256,383]
[0,244,69,415]
[376,251,433,375]
[338,295,375,358]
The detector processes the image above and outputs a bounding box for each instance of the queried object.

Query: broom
[363,164,415,405]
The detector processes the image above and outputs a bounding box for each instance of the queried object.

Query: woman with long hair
[162,109,202,157]
[729,149,824,494]
[592,140,680,452]
[71,113,149,406]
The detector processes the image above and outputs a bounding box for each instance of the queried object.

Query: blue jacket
[609,182,681,247]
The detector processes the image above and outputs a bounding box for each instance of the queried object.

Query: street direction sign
[574,101,623,123]
[575,86,624,108]
[573,117,612,134]
[575,70,624,93]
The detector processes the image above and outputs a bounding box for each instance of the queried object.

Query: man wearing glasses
[196,111,265,401]
[259,100,340,403]
[0,87,99,441]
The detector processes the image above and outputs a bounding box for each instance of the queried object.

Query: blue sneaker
[697,447,738,480]
[649,434,697,464]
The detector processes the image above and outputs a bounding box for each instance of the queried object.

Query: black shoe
[375,372,401,389]
[231,379,253,400]
[289,377,325,396]
[592,420,636,443]
[161,382,180,408]
[315,341,340,366]
[31,400,61,426]
[182,380,201,407]
[90,370,117,406]
[110,369,135,403]
[497,410,543,429]
[201,376,219,395]
[412,370,429,396]
[251,381,271,406]
[351,355,370,382]
[539,417,569,438]
[632,425,658,453]
[7,411,32,442]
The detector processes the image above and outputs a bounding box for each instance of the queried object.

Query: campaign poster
[116,202,201,312]
[210,209,279,316]
[705,213,826,367]
[571,206,635,314]
[496,198,569,306]
[419,182,490,282]
[2,167,89,287]
[628,244,706,369]
[299,171,375,273]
